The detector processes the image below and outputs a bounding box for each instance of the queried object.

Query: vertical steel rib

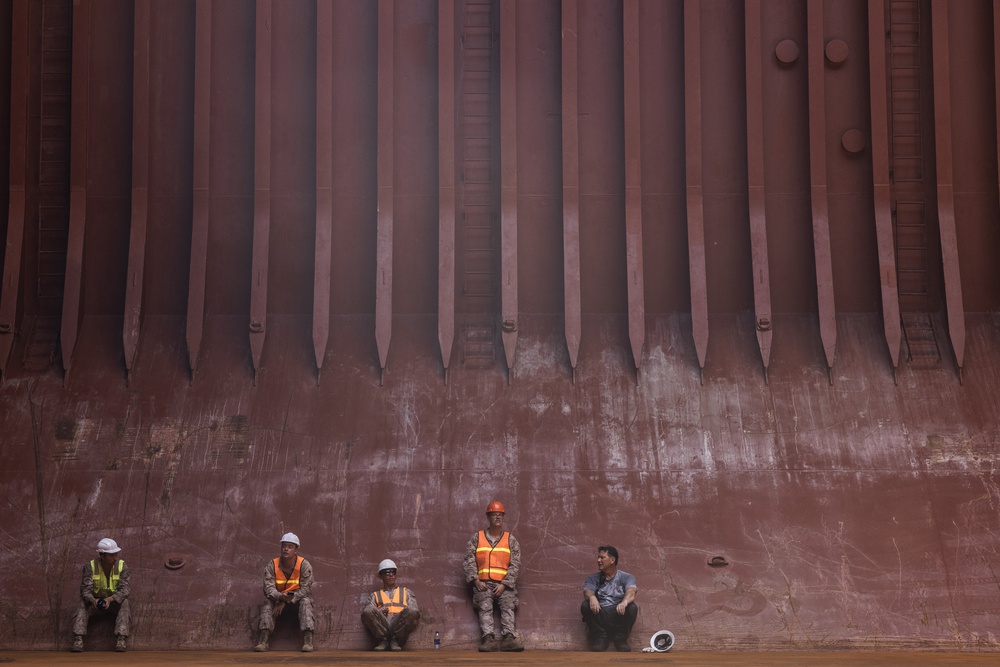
[867,0,902,373]
[314,0,334,379]
[187,0,211,376]
[0,0,30,379]
[996,0,1000,227]
[683,0,708,375]
[807,0,837,374]
[62,0,92,377]
[123,0,151,381]
[561,0,582,378]
[375,0,395,383]
[250,0,272,382]
[499,0,518,375]
[930,0,965,376]
[438,0,456,378]
[623,0,645,374]
[744,0,773,379]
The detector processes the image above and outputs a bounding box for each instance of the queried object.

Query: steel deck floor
[2,651,999,666]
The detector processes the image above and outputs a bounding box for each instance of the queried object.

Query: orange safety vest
[475,531,511,582]
[90,559,124,597]
[274,556,303,592]
[374,587,409,614]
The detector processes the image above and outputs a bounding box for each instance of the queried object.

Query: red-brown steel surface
[4,0,1000,656]
[187,0,211,375]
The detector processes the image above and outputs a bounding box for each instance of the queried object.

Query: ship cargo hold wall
[3,0,1000,652]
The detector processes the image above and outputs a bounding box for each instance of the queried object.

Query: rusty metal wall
[3,0,1000,653]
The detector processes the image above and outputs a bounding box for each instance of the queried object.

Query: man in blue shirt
[581,545,638,651]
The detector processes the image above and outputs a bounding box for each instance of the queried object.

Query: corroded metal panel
[3,0,1000,655]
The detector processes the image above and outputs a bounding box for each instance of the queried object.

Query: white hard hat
[96,538,121,554]
[378,559,397,573]
[648,630,675,652]
[280,532,300,547]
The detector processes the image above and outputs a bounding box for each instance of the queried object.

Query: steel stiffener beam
[807,0,837,375]
[623,0,645,375]
[187,0,211,377]
[123,0,151,382]
[314,0,334,379]
[866,0,902,373]
[744,0,773,381]
[683,0,708,376]
[561,0,581,379]
[438,0,456,379]
[930,0,965,378]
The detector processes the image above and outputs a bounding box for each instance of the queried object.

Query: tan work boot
[253,630,270,652]
[115,635,127,652]
[500,633,524,652]
[301,630,314,652]
[71,635,84,652]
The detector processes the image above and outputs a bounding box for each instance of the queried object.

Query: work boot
[388,637,402,651]
[613,634,630,652]
[590,632,609,652]
[478,633,498,652]
[71,635,84,652]
[115,635,127,652]
[373,638,388,651]
[253,630,270,652]
[500,633,524,652]
[301,630,314,652]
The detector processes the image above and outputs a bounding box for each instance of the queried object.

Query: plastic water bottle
[434,631,441,649]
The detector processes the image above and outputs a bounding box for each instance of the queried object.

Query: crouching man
[581,545,638,652]
[254,532,315,652]
[361,558,420,651]
[71,538,131,652]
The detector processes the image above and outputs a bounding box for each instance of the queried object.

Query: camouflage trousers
[472,582,518,637]
[361,606,420,645]
[258,597,315,632]
[72,599,130,637]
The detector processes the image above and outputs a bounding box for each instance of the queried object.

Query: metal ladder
[887,0,939,365]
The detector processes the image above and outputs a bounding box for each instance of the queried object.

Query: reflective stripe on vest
[475,531,511,581]
[375,587,409,614]
[274,556,303,592]
[91,559,124,597]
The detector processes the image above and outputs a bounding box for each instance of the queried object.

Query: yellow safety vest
[90,559,124,597]
[475,531,511,582]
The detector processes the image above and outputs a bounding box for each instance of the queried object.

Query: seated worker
[463,500,524,652]
[581,545,638,652]
[254,532,315,652]
[71,537,131,652]
[361,558,421,650]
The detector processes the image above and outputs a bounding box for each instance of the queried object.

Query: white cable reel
[640,629,675,653]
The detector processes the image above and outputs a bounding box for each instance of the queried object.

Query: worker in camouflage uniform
[71,537,131,652]
[463,500,524,652]
[254,532,315,652]
[361,558,420,650]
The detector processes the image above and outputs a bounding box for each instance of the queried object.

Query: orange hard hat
[486,500,506,514]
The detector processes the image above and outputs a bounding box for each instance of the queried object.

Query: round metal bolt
[775,39,799,64]
[825,39,849,64]
[841,128,867,154]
